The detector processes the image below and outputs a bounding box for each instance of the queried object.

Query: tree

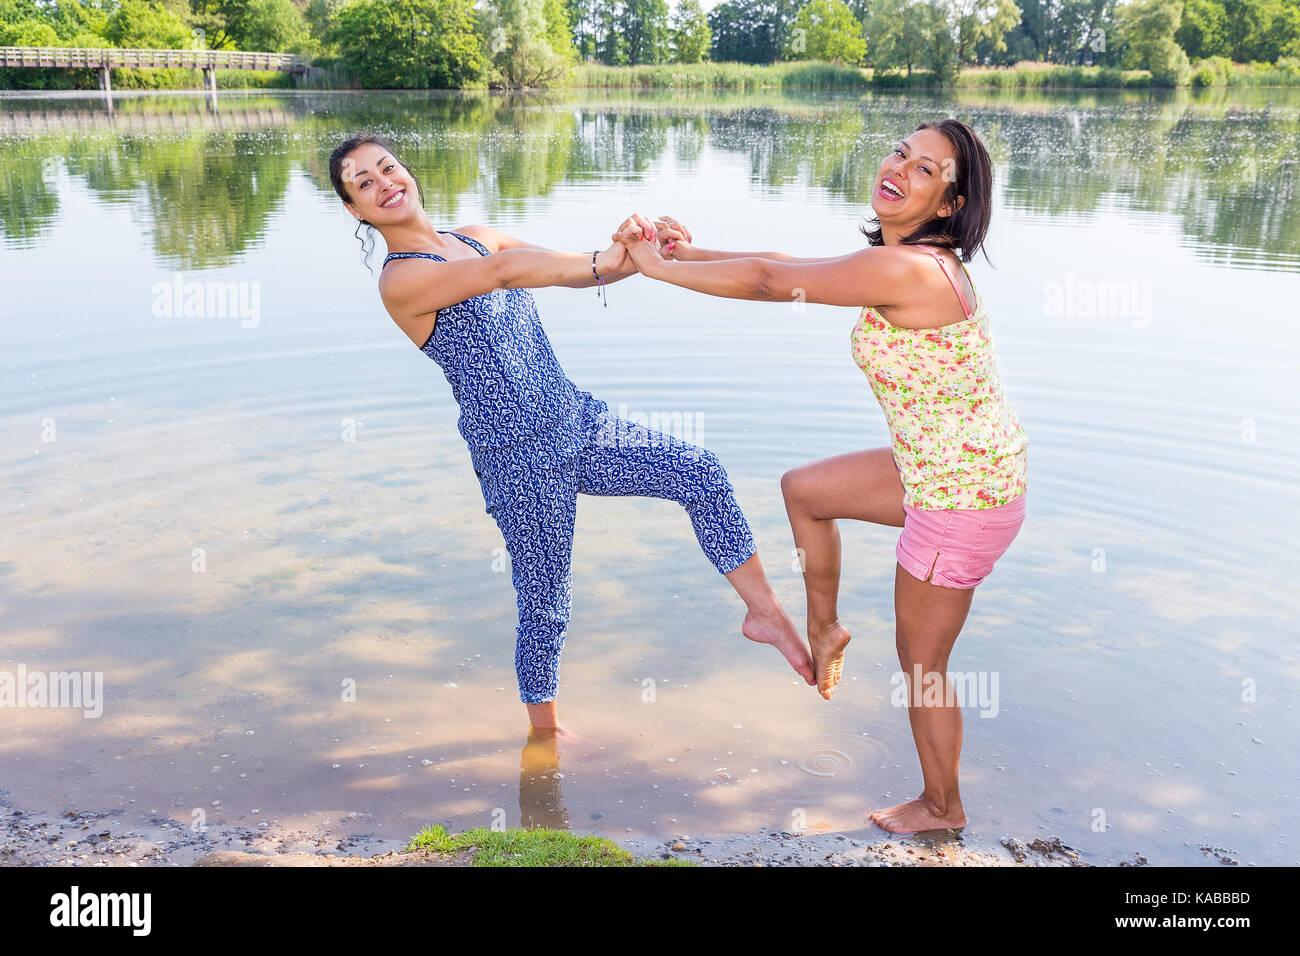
[865,0,943,73]
[224,0,310,52]
[594,0,628,63]
[922,0,959,79]
[330,0,485,87]
[479,0,571,84]
[671,0,712,62]
[542,0,580,64]
[899,0,933,69]
[787,0,867,62]
[623,0,671,63]
[1175,0,1227,58]
[864,0,903,68]
[1116,0,1189,84]
[564,0,599,59]
[0,18,58,46]
[994,0,1116,64]
[708,0,801,63]
[1216,0,1300,62]
[105,0,193,48]
[43,0,112,43]
[952,0,1021,63]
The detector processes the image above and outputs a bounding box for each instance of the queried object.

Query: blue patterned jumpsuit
[385,230,756,704]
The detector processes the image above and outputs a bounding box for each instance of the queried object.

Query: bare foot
[869,796,967,834]
[809,618,851,700]
[523,724,602,763]
[526,725,582,747]
[742,607,816,685]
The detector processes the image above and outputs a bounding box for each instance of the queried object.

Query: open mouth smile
[877,177,905,201]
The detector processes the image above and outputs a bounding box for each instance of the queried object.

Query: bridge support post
[203,66,217,93]
[98,65,111,92]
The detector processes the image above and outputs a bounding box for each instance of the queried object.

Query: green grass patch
[573,60,866,91]
[1188,55,1300,86]
[952,62,1151,89]
[0,65,297,91]
[407,824,692,867]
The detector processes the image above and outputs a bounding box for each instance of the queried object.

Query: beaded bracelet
[592,250,607,307]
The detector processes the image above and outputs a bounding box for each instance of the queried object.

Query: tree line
[2,0,1298,89]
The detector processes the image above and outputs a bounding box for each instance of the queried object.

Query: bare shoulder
[841,243,933,306]
[376,254,436,312]
[860,243,932,277]
[375,255,407,300]
[450,224,504,252]
[876,244,977,328]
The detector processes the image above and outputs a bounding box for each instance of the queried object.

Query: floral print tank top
[850,246,1028,510]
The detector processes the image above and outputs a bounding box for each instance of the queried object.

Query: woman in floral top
[612,119,1027,835]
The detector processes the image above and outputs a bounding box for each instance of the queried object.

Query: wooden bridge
[0,47,311,92]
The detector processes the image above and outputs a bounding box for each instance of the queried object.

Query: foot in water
[742,606,816,686]
[522,724,604,763]
[869,796,967,834]
[808,618,851,700]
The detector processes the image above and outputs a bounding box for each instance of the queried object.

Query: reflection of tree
[707,105,865,192]
[568,108,673,180]
[480,94,580,215]
[971,95,1300,267]
[1,90,1297,271]
[84,131,291,269]
[0,138,61,247]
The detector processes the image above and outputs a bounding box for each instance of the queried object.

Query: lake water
[1,86,1297,866]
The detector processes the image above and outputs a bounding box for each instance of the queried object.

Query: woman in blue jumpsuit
[329,135,815,729]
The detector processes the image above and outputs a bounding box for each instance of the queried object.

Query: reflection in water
[518,727,570,830]
[1,87,1297,272]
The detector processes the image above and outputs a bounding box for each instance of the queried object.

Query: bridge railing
[0,47,310,72]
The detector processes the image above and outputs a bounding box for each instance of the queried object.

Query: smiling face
[870,127,964,237]
[338,142,421,225]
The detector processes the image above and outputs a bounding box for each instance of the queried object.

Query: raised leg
[780,446,906,698]
[577,410,814,684]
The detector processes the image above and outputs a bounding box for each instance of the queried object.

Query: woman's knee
[679,445,734,498]
[780,465,811,509]
[895,644,953,674]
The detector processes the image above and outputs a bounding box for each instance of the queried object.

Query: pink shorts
[896,492,1026,589]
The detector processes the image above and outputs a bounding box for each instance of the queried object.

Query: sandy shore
[619,830,1102,867]
[1,794,1128,867]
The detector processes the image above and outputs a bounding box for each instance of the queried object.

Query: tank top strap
[383,251,445,265]
[383,229,491,266]
[914,243,973,320]
[438,229,490,257]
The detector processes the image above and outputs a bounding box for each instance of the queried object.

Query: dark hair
[860,119,992,265]
[328,133,426,273]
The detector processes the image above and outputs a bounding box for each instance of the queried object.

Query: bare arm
[379,243,627,347]
[671,242,846,265]
[645,215,840,265]
[457,223,651,288]
[615,222,924,311]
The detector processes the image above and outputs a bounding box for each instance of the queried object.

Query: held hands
[594,211,689,286]
[611,212,690,275]
[653,215,692,258]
